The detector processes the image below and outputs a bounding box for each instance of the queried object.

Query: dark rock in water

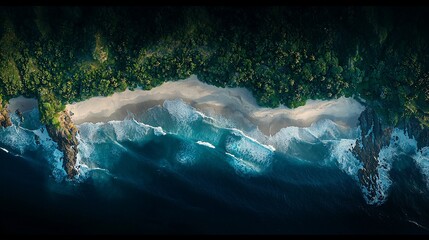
[34,134,40,145]
[352,108,392,204]
[402,117,429,150]
[15,109,24,123]
[46,111,79,179]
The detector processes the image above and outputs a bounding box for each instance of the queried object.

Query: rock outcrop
[351,107,429,204]
[352,108,392,203]
[0,103,12,128]
[15,109,24,123]
[46,110,79,179]
[402,117,429,150]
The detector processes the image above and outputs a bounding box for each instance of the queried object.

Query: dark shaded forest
[0,6,428,129]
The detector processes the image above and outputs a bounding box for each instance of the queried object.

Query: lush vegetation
[0,7,428,128]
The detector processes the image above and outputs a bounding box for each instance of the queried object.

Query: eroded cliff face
[402,117,429,150]
[352,107,429,204]
[46,111,79,179]
[352,108,392,203]
[0,103,12,128]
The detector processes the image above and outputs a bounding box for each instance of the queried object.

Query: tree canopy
[0,6,428,128]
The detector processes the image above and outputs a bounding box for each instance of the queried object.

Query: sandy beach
[65,75,365,136]
[8,96,38,113]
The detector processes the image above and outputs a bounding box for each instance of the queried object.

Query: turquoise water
[1,99,429,234]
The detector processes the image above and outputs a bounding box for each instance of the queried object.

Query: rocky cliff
[352,108,392,203]
[352,107,429,204]
[0,102,12,128]
[402,117,429,150]
[46,110,79,179]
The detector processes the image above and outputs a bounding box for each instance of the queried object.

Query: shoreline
[65,75,365,136]
[8,96,38,113]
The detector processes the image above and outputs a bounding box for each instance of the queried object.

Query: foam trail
[0,147,9,153]
[163,99,199,124]
[414,146,429,189]
[366,144,394,205]
[306,118,346,140]
[224,131,273,175]
[196,141,215,149]
[0,124,37,154]
[34,126,68,182]
[77,162,114,182]
[132,119,167,136]
[195,109,216,122]
[160,99,275,154]
[226,152,262,175]
[363,128,418,205]
[228,127,276,152]
[408,220,429,231]
[330,139,362,179]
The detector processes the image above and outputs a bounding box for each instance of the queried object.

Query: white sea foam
[75,161,112,182]
[71,109,429,196]
[265,119,352,155]
[229,127,276,152]
[75,131,95,161]
[225,152,262,175]
[111,119,150,142]
[0,121,67,182]
[195,109,216,123]
[133,120,167,136]
[413,146,429,189]
[76,121,134,172]
[33,126,68,182]
[74,131,96,181]
[77,122,109,143]
[196,141,215,149]
[225,132,273,174]
[392,128,418,153]
[330,138,362,179]
[78,118,166,145]
[4,90,427,202]
[0,146,9,153]
[267,127,305,152]
[161,99,276,157]
[363,128,418,205]
[163,99,200,124]
[364,145,393,205]
[307,118,345,140]
[0,124,37,154]
[50,148,67,182]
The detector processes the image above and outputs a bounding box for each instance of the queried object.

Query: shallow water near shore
[1,98,429,234]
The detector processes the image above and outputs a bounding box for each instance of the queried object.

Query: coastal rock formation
[402,117,429,150]
[352,108,392,203]
[15,109,24,123]
[46,110,79,179]
[0,103,12,128]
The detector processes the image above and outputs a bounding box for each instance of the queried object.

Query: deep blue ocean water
[1,99,429,234]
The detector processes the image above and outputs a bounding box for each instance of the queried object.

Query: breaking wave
[1,99,428,207]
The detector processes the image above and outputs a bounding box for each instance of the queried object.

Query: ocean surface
[1,99,429,234]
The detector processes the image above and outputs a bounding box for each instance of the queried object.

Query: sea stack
[46,110,79,178]
[352,108,392,204]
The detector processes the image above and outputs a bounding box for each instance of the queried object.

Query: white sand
[8,96,38,113]
[66,75,365,136]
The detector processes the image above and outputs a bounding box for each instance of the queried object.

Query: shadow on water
[2,121,429,234]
